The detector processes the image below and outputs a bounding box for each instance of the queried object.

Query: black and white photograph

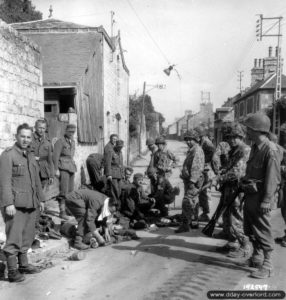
[0,0,286,299]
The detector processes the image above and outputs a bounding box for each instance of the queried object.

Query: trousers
[3,208,36,256]
[182,181,199,223]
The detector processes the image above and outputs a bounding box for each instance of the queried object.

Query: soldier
[104,134,118,156]
[53,124,77,220]
[65,189,117,250]
[147,167,180,216]
[146,138,157,194]
[195,127,215,222]
[30,119,54,187]
[0,123,45,282]
[86,153,105,191]
[104,140,124,209]
[175,130,205,233]
[120,166,134,214]
[153,136,177,177]
[240,113,282,279]
[216,123,251,258]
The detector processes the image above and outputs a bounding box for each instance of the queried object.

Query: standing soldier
[216,123,251,258]
[104,134,118,156]
[153,136,177,178]
[53,124,77,220]
[240,113,282,279]
[0,123,45,282]
[175,130,205,233]
[104,140,124,209]
[146,138,157,194]
[30,119,54,188]
[195,127,215,222]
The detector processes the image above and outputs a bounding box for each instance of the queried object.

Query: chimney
[251,57,264,86]
[259,59,262,67]
[254,58,257,67]
[269,46,273,57]
[275,46,278,57]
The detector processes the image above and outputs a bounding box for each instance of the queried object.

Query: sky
[33,0,286,125]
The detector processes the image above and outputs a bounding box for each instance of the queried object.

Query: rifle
[202,181,240,237]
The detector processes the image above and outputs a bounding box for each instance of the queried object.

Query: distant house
[12,19,130,186]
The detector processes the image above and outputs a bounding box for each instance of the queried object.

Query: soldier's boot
[275,229,286,246]
[250,251,274,279]
[6,255,25,282]
[237,240,263,268]
[216,240,239,253]
[175,221,190,233]
[18,253,41,274]
[227,241,251,258]
[0,262,6,280]
[59,200,71,221]
[198,213,210,222]
[73,236,89,250]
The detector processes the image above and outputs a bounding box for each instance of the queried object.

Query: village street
[0,140,286,300]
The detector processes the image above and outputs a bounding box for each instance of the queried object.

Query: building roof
[215,107,233,112]
[25,32,101,86]
[12,18,129,76]
[233,74,286,104]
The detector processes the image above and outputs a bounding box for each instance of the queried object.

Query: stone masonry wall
[103,39,129,164]
[0,20,43,153]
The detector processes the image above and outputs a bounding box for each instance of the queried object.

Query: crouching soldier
[147,167,180,217]
[65,189,117,250]
[121,173,155,221]
[0,124,45,282]
[175,130,205,233]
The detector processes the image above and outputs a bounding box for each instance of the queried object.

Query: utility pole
[138,82,146,155]
[256,14,283,136]
[237,71,244,93]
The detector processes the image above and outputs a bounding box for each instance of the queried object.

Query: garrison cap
[66,124,76,130]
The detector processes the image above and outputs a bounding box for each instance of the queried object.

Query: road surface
[1,140,286,300]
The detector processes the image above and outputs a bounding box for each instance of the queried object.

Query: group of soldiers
[0,111,285,282]
[177,112,285,279]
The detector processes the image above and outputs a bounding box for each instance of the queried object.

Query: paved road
[1,140,286,300]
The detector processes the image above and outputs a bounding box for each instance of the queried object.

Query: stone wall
[0,20,43,153]
[103,38,129,164]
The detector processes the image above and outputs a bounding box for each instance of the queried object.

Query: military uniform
[53,136,77,197]
[211,141,230,175]
[153,147,177,177]
[219,141,250,256]
[0,144,45,257]
[199,136,215,217]
[86,153,105,191]
[180,143,205,228]
[30,132,54,187]
[104,145,123,207]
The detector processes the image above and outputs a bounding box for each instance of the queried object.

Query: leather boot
[0,262,6,280]
[18,253,41,274]
[6,255,25,282]
[59,199,70,221]
[73,236,89,250]
[227,243,251,258]
[175,223,190,233]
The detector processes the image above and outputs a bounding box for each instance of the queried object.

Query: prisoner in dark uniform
[146,138,157,194]
[241,113,283,279]
[175,130,205,233]
[86,153,105,192]
[104,134,118,157]
[53,124,77,220]
[0,123,45,282]
[65,189,117,250]
[104,140,124,209]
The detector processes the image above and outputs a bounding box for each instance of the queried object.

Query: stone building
[0,20,43,152]
[12,19,129,186]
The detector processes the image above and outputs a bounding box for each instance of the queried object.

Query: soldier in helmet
[239,113,283,279]
[153,136,178,177]
[175,130,205,233]
[215,123,251,258]
[192,127,215,222]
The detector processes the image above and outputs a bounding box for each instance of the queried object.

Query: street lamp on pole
[138,82,166,155]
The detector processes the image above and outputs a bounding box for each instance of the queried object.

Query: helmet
[155,136,166,145]
[184,130,200,142]
[226,123,245,138]
[244,113,270,133]
[194,126,206,137]
[146,138,155,146]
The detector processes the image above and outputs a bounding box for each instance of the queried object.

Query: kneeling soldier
[0,124,45,282]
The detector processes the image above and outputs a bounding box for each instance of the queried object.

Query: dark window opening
[44,88,76,113]
[45,104,53,113]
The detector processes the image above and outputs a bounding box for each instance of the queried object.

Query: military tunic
[220,142,250,244]
[181,143,205,223]
[243,138,282,257]
[30,132,54,186]
[153,146,177,176]
[199,136,215,215]
[211,141,231,175]
[65,189,107,237]
[0,144,45,255]
[53,136,77,198]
